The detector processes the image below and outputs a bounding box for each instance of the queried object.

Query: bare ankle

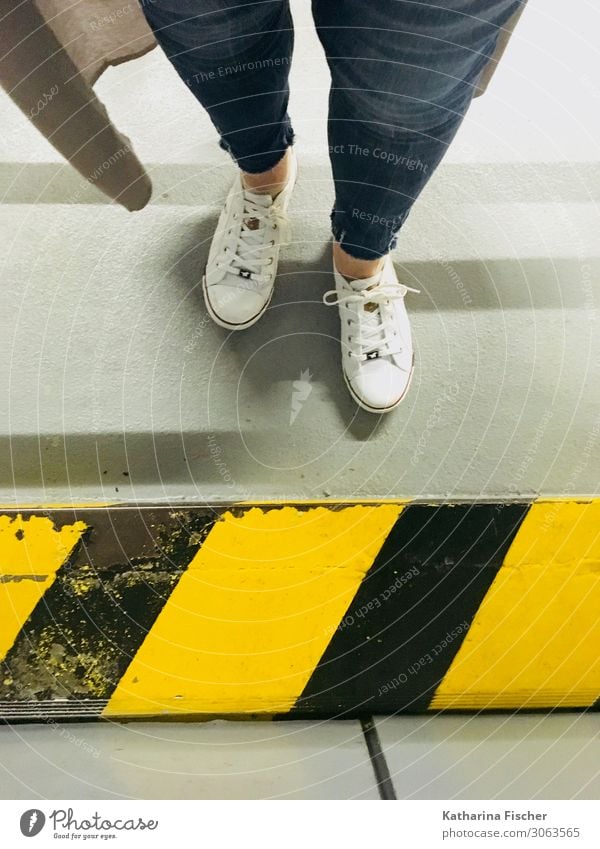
[333,241,385,280]
[241,148,292,197]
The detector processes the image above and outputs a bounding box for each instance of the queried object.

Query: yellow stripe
[0,514,87,661]
[431,500,600,709]
[104,504,404,716]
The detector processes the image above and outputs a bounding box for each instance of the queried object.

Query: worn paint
[0,509,216,702]
[104,504,403,716]
[0,501,598,720]
[0,515,86,660]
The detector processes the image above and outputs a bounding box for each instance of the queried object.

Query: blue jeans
[141,0,521,259]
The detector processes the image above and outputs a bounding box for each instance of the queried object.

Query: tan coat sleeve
[476,4,526,96]
[0,0,155,211]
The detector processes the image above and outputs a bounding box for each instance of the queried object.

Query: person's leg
[313,0,522,269]
[142,0,297,328]
[141,0,295,179]
[314,0,522,412]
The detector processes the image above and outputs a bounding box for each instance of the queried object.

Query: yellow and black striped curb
[0,500,598,721]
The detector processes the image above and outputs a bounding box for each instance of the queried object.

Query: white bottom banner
[1,800,597,848]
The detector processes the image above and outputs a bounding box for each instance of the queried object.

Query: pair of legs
[141,0,520,411]
[142,0,519,262]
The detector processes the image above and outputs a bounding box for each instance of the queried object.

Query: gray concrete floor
[376,713,600,800]
[0,715,597,800]
[1,0,599,504]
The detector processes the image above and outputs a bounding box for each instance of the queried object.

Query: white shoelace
[218,192,290,288]
[323,282,420,359]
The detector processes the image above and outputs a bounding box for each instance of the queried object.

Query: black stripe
[292,503,530,716]
[0,507,217,707]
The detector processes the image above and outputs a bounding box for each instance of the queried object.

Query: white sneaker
[324,254,419,413]
[202,149,297,330]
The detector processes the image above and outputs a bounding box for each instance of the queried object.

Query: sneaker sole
[342,353,415,414]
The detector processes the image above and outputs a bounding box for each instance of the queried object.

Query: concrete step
[1,181,599,502]
[1,0,599,504]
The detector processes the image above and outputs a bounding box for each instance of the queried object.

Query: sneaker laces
[219,191,290,288]
[323,281,420,359]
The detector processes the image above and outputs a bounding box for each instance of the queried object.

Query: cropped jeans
[141,0,521,259]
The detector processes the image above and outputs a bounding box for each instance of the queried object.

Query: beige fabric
[37,0,156,87]
[476,4,526,95]
[0,0,154,210]
[1,2,524,212]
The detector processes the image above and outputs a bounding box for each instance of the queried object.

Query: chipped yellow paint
[0,514,87,660]
[431,500,600,709]
[104,504,403,716]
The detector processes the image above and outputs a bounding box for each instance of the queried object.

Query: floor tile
[0,720,379,800]
[376,713,600,799]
